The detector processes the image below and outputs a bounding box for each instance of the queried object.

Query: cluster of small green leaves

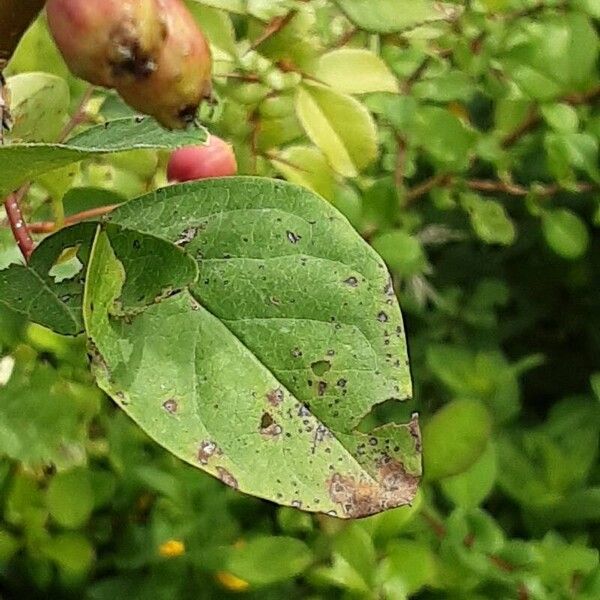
[0,0,599,598]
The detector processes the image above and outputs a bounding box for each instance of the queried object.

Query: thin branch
[59,85,95,141]
[2,85,96,261]
[250,11,297,50]
[264,151,309,173]
[27,204,120,234]
[467,179,597,197]
[331,27,359,49]
[4,190,34,260]
[394,135,407,192]
[502,85,600,147]
[406,173,452,202]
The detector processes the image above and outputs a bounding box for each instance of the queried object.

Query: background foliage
[0,0,599,598]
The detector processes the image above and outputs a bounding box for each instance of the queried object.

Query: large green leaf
[0,117,207,198]
[85,177,420,517]
[335,0,460,34]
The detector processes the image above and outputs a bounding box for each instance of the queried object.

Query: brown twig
[215,72,261,83]
[27,204,120,234]
[406,173,452,202]
[406,175,596,203]
[4,190,34,260]
[467,179,597,197]
[264,151,309,173]
[502,85,600,147]
[2,85,96,261]
[250,11,297,50]
[422,511,529,598]
[59,85,95,141]
[395,135,407,193]
[331,27,359,49]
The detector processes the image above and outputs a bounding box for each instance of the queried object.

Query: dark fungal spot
[216,467,238,490]
[260,412,283,438]
[132,239,141,250]
[286,230,301,244]
[337,378,347,388]
[162,399,178,414]
[344,276,359,287]
[317,381,327,397]
[261,412,274,428]
[175,226,199,247]
[291,348,302,358]
[328,456,420,518]
[377,311,389,323]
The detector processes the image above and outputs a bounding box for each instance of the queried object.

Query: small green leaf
[413,106,475,171]
[0,224,97,335]
[441,443,497,509]
[335,0,461,33]
[295,84,378,177]
[371,231,427,277]
[423,399,492,481]
[380,539,437,595]
[462,194,516,246]
[5,72,70,142]
[316,49,398,94]
[42,532,95,576]
[541,103,579,133]
[227,537,313,586]
[47,468,94,529]
[272,145,337,201]
[0,117,207,198]
[542,208,590,260]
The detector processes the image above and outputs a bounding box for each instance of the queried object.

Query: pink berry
[167,136,237,182]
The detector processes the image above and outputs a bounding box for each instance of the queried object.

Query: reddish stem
[4,190,34,260]
[27,203,120,234]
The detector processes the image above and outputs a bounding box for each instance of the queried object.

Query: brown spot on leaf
[317,381,327,397]
[286,230,301,244]
[377,311,389,323]
[267,388,284,406]
[260,412,283,438]
[175,226,199,247]
[344,276,359,287]
[328,456,420,518]
[197,440,219,464]
[217,467,238,490]
[162,399,178,414]
[408,413,422,452]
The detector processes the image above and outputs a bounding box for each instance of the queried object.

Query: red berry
[167,136,237,182]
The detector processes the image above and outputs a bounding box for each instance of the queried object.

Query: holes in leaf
[310,360,331,377]
[48,245,83,283]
